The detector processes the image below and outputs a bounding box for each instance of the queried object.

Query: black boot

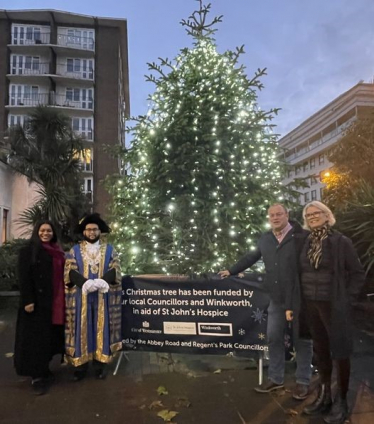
[323,395,348,423]
[303,383,332,415]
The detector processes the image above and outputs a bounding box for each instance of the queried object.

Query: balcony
[58,63,94,80]
[73,126,94,141]
[9,62,50,76]
[84,191,93,202]
[57,34,95,51]
[7,93,94,110]
[285,122,353,165]
[10,31,51,46]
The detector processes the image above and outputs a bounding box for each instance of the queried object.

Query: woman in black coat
[14,220,65,395]
[286,201,365,424]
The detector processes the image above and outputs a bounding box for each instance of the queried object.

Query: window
[66,58,94,79]
[67,58,74,73]
[12,25,46,45]
[310,176,318,185]
[287,169,293,178]
[319,154,325,165]
[82,149,93,171]
[83,178,93,202]
[303,162,309,172]
[8,114,28,127]
[65,88,93,109]
[62,28,94,50]
[72,117,93,140]
[311,190,317,200]
[9,84,39,106]
[304,192,310,203]
[295,165,301,176]
[310,158,315,169]
[1,209,9,244]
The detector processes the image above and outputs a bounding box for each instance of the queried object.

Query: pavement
[0,301,373,424]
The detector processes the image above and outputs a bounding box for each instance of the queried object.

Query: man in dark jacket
[219,203,313,399]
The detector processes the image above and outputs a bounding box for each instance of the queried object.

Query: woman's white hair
[302,201,336,229]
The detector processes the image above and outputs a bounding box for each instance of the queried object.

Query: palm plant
[1,106,88,240]
[336,180,374,276]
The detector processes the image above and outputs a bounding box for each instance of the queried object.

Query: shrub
[0,239,28,291]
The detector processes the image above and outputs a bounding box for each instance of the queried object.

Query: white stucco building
[279,82,374,204]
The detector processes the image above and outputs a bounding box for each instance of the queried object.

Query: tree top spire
[180,1,223,40]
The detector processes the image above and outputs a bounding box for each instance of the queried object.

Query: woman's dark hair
[29,220,59,262]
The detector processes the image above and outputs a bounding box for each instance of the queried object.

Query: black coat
[14,244,64,377]
[293,230,365,359]
[229,221,307,307]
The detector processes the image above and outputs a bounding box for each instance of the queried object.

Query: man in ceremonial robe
[64,213,122,380]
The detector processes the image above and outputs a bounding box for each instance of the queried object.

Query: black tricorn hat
[76,213,111,234]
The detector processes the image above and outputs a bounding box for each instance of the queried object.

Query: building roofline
[0,9,127,24]
[279,82,374,143]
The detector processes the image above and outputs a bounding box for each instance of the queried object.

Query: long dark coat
[14,244,64,377]
[293,230,365,359]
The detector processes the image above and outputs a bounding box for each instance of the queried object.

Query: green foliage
[0,239,28,291]
[321,170,354,210]
[335,181,374,276]
[328,109,374,182]
[1,106,88,241]
[323,109,374,277]
[108,2,286,274]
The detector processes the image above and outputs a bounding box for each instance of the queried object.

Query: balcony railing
[57,63,94,80]
[73,126,94,141]
[10,62,50,76]
[57,34,95,51]
[11,32,51,45]
[8,93,94,109]
[285,123,351,161]
[83,191,93,202]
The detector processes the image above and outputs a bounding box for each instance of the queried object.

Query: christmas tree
[108,1,284,274]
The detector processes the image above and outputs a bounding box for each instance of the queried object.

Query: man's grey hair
[268,203,289,214]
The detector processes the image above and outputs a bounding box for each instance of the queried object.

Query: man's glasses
[85,228,100,233]
[305,211,324,219]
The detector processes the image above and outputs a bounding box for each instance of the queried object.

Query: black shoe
[323,396,348,423]
[303,383,332,415]
[95,368,106,380]
[293,383,310,400]
[254,380,284,393]
[73,370,86,382]
[45,370,55,384]
[31,378,48,396]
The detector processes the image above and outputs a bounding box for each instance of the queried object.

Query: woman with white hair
[286,201,365,424]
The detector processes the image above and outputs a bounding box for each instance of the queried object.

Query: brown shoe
[293,383,309,400]
[254,380,284,393]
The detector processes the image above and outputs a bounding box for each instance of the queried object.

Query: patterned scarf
[307,225,330,269]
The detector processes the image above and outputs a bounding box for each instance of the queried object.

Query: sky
[2,0,374,137]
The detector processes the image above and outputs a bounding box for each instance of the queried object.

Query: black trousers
[305,300,350,398]
[75,359,106,373]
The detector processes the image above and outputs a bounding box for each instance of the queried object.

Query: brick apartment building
[0,9,129,243]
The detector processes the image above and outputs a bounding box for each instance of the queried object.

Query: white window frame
[65,87,93,109]
[58,27,95,51]
[9,84,40,106]
[66,58,94,79]
[12,24,49,45]
[11,54,41,75]
[72,117,93,141]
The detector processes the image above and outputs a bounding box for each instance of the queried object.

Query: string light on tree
[107,1,286,274]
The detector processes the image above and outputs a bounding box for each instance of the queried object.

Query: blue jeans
[267,300,313,385]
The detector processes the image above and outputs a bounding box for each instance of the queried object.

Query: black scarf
[307,225,330,269]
